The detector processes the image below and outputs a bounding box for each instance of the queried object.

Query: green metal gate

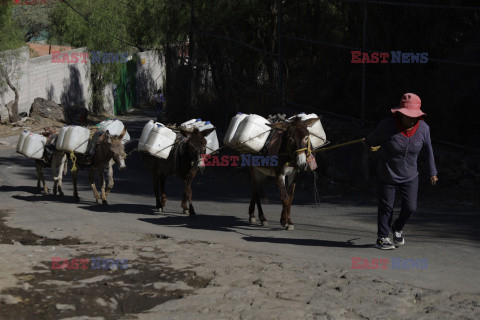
[114,60,136,115]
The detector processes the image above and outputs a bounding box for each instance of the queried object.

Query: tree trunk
[4,72,20,123]
[91,71,107,115]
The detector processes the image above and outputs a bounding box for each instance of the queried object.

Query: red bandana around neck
[395,117,421,138]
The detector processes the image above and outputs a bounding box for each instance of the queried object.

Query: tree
[48,0,132,114]
[0,1,25,123]
[11,0,58,42]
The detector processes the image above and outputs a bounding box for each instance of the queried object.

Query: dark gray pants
[377,176,418,238]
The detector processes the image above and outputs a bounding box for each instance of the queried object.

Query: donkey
[34,127,68,195]
[71,128,127,205]
[249,117,319,230]
[142,127,215,215]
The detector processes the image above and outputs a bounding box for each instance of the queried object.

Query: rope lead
[70,151,78,172]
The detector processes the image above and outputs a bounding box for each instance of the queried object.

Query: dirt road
[0,114,479,319]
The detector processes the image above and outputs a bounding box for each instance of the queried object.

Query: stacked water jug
[16,131,47,160]
[224,113,271,153]
[179,119,219,154]
[96,119,130,144]
[56,125,91,154]
[287,113,327,149]
[224,112,326,153]
[138,120,177,159]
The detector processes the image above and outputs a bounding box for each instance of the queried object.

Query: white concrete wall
[1,46,165,117]
[0,46,92,116]
[136,50,165,105]
[102,82,115,115]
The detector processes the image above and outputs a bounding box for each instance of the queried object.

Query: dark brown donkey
[142,127,215,215]
[71,128,127,205]
[249,116,319,230]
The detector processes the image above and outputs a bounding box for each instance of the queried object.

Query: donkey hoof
[286,224,295,231]
[74,197,80,203]
[261,221,269,227]
[160,207,164,213]
[183,209,189,215]
[59,191,64,197]
[249,217,256,223]
[102,200,108,206]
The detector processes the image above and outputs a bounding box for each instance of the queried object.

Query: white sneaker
[375,237,395,250]
[393,230,405,246]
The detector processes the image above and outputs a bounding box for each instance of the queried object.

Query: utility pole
[277,0,283,112]
[187,0,195,115]
[361,0,367,126]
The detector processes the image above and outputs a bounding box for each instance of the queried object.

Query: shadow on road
[241,235,374,248]
[79,203,157,215]
[12,194,82,204]
[139,214,373,249]
[139,213,270,234]
[0,185,40,194]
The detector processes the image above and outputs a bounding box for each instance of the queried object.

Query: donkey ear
[119,127,127,139]
[179,129,191,138]
[200,128,215,137]
[266,122,288,131]
[303,118,320,127]
[100,130,112,143]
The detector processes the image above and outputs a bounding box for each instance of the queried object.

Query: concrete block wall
[0,46,92,115]
[136,50,165,105]
[1,46,165,118]
[102,83,115,115]
[29,47,92,112]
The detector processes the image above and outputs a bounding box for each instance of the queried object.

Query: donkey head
[98,128,127,170]
[42,127,57,144]
[267,117,319,171]
[179,127,216,168]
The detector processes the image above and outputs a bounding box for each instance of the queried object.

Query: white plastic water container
[200,121,219,154]
[144,123,177,159]
[179,118,198,129]
[97,119,130,144]
[138,120,156,152]
[55,126,69,151]
[192,120,206,130]
[179,119,202,132]
[21,133,47,159]
[287,113,306,122]
[224,112,248,146]
[288,113,326,149]
[59,126,91,154]
[16,130,30,153]
[232,114,271,152]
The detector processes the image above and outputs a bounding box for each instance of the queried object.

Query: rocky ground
[0,207,479,320]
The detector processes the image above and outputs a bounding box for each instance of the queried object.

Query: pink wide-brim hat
[391,93,426,118]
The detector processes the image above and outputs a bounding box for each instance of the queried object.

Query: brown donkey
[249,117,319,230]
[34,127,68,195]
[72,128,127,205]
[142,127,215,215]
